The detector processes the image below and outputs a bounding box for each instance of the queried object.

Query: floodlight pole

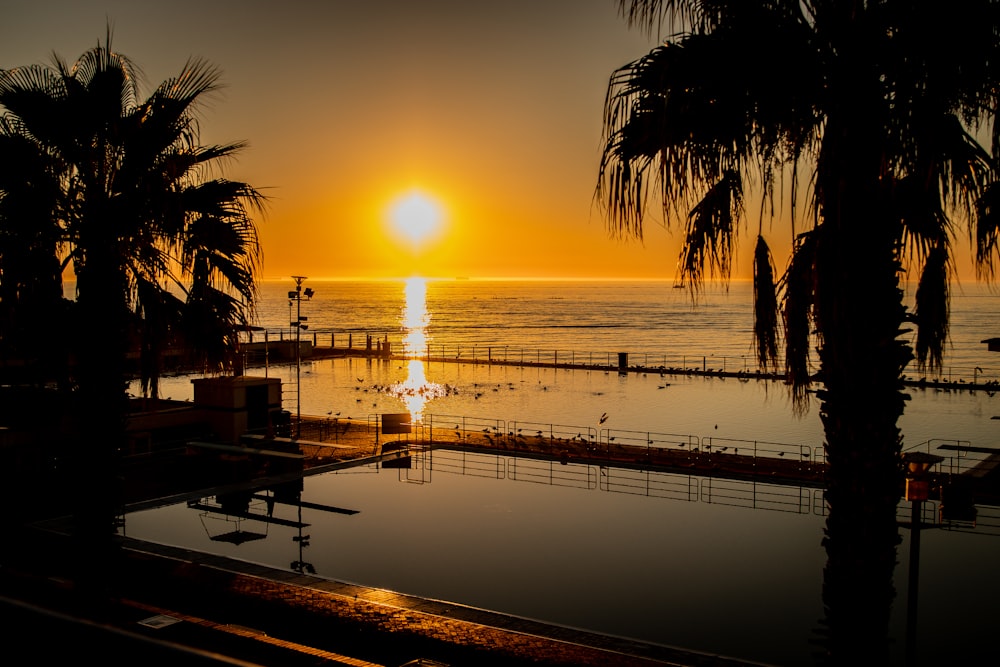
[291,276,311,438]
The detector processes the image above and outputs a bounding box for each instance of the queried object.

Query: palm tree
[0,35,263,554]
[597,2,1000,662]
[0,124,68,385]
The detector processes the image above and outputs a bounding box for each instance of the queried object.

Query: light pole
[902,451,943,667]
[289,276,314,438]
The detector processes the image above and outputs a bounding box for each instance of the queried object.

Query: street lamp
[902,451,944,667]
[290,276,314,438]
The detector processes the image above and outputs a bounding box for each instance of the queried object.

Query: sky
[0,1,984,283]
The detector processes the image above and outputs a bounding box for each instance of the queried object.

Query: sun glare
[388,191,444,247]
[387,277,447,421]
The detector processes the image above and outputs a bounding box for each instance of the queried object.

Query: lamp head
[902,452,945,477]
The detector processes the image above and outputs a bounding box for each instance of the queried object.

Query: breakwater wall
[240,337,1000,394]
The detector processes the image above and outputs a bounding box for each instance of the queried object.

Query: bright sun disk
[388,192,443,246]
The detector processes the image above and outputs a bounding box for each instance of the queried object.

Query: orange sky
[0,1,985,282]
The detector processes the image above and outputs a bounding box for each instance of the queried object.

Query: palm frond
[598,5,822,252]
[914,243,950,372]
[935,115,992,219]
[753,234,779,370]
[974,180,1000,279]
[181,283,244,373]
[782,230,817,410]
[678,170,742,288]
[895,173,949,263]
[69,42,140,118]
[159,57,223,107]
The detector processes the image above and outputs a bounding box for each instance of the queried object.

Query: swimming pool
[123,443,1000,666]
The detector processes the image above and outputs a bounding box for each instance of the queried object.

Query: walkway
[111,536,771,666]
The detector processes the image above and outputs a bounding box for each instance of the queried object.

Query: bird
[599,412,608,424]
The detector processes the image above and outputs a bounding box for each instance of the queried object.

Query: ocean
[254,278,1000,382]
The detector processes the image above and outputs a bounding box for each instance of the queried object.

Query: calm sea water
[254,278,1000,382]
[126,279,1000,666]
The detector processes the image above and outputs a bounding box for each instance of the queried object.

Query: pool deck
[117,535,770,666]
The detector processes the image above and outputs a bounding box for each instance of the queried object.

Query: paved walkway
[110,535,771,667]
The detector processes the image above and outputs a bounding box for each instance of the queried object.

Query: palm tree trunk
[70,238,129,590]
[813,101,909,661]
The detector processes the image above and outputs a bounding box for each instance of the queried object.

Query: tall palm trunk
[70,226,130,583]
[813,91,909,661]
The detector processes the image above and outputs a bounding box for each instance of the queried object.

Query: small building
[190,375,283,445]
[983,337,1000,353]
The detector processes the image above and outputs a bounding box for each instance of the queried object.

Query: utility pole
[289,276,314,438]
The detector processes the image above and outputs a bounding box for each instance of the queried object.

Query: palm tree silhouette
[597,2,1000,662]
[0,32,263,561]
[0,125,67,385]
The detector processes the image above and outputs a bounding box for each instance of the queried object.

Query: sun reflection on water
[388,277,447,421]
[401,277,429,354]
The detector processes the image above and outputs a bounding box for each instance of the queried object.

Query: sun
[388,191,444,247]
